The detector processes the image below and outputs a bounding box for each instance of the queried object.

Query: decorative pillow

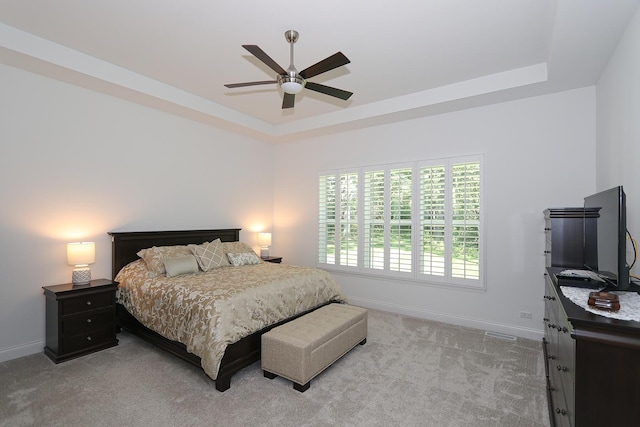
[222,241,256,256]
[163,255,199,278]
[227,252,262,267]
[188,239,230,271]
[137,245,192,277]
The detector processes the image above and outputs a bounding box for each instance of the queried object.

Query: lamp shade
[67,242,95,266]
[258,233,272,247]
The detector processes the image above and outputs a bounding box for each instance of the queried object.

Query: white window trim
[317,154,485,290]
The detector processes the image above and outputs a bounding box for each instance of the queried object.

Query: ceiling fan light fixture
[279,75,305,94]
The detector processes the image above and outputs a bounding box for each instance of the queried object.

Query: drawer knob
[561,326,568,333]
[555,408,567,416]
[86,336,92,341]
[87,318,92,323]
[548,354,556,360]
[86,301,92,306]
[557,365,568,372]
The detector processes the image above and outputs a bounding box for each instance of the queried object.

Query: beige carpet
[0,309,549,427]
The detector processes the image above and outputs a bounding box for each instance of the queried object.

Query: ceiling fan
[224,30,352,109]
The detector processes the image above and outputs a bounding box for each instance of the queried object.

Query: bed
[109,228,346,392]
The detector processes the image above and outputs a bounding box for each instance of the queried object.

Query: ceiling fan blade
[304,81,353,100]
[282,93,295,109]
[242,45,287,75]
[224,80,277,88]
[299,52,350,79]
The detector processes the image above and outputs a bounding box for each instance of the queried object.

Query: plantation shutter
[389,168,412,272]
[339,172,358,267]
[451,161,481,280]
[318,174,337,265]
[419,164,447,277]
[364,170,385,270]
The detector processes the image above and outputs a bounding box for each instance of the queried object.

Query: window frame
[317,154,484,290]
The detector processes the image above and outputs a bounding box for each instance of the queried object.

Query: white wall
[0,64,274,362]
[597,6,640,279]
[273,87,596,340]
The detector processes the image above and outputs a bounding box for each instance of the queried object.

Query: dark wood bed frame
[109,228,328,392]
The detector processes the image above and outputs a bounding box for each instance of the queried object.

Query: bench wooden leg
[264,370,277,379]
[294,381,310,392]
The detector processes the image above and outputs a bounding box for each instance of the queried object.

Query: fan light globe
[279,75,305,94]
[282,81,303,94]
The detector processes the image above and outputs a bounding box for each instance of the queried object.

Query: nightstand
[262,256,282,264]
[42,279,118,363]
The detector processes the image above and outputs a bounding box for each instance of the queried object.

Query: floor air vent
[485,331,517,341]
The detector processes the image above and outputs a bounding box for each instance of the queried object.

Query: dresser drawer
[62,291,114,315]
[62,307,114,334]
[63,324,115,354]
[550,385,572,427]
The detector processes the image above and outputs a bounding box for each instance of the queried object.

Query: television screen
[583,186,629,290]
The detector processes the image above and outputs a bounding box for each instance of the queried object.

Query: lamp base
[260,247,270,259]
[72,267,91,285]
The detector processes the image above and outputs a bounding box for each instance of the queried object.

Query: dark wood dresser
[43,279,118,362]
[543,268,640,427]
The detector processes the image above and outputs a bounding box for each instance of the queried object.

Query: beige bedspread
[115,260,347,380]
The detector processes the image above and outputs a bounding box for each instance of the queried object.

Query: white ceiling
[0,0,638,141]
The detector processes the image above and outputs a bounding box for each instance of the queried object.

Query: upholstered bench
[261,303,368,392]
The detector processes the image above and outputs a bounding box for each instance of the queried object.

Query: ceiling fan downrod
[280,30,304,94]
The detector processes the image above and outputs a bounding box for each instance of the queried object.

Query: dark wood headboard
[108,228,241,279]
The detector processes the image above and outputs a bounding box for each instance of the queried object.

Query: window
[318,155,483,289]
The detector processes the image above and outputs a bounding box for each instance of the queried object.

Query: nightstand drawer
[63,325,115,354]
[62,291,114,315]
[63,307,114,334]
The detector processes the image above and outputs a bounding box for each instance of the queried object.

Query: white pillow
[227,252,262,267]
[163,255,199,278]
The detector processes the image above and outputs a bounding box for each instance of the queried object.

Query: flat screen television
[583,186,630,290]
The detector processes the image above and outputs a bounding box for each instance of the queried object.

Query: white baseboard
[347,296,544,341]
[0,339,45,363]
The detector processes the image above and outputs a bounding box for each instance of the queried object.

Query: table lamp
[258,232,272,259]
[67,242,95,285]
